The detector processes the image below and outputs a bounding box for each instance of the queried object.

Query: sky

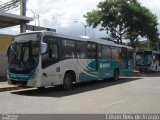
[0,0,160,39]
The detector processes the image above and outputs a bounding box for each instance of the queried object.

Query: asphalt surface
[0,71,160,114]
[0,79,26,92]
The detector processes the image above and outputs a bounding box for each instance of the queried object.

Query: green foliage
[127,37,139,48]
[84,0,159,48]
[148,38,160,51]
[148,40,156,51]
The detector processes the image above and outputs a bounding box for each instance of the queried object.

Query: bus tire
[139,69,143,74]
[112,69,119,81]
[62,73,73,90]
[37,87,45,90]
[155,66,158,71]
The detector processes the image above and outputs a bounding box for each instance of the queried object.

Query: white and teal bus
[7,31,134,90]
[135,50,160,73]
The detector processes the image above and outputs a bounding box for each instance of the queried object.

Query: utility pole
[27,9,36,26]
[74,21,88,36]
[20,0,26,33]
[37,14,40,26]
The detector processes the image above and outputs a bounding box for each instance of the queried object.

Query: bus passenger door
[42,36,61,86]
[121,47,133,75]
[127,49,134,71]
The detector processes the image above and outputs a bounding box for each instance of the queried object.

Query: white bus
[135,50,160,73]
[7,31,134,90]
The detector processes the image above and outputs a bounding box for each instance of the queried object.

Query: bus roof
[17,31,132,49]
[51,31,132,49]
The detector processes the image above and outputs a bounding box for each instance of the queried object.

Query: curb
[0,86,23,92]
[132,71,141,76]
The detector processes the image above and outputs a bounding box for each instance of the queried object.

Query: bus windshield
[8,33,40,72]
[135,51,152,66]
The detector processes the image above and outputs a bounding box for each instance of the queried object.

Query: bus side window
[102,45,111,59]
[87,42,97,59]
[49,44,59,59]
[62,40,76,59]
[111,47,119,60]
[118,48,122,59]
[121,48,127,59]
[42,43,59,69]
[128,50,133,60]
[76,41,86,59]
[98,45,102,59]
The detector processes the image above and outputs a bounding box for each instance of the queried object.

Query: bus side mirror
[41,42,47,54]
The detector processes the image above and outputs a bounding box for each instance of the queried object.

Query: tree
[84,0,159,48]
[148,38,160,51]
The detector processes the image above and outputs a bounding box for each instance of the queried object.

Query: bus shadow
[139,71,160,77]
[11,77,141,97]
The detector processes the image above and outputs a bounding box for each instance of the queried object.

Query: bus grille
[9,69,31,74]
[10,80,28,86]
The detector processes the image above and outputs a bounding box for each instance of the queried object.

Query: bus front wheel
[62,73,73,90]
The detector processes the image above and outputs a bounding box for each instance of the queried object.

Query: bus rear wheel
[155,66,158,71]
[62,73,73,90]
[139,69,143,74]
[112,69,119,81]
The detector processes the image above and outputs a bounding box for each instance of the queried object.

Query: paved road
[0,71,160,114]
